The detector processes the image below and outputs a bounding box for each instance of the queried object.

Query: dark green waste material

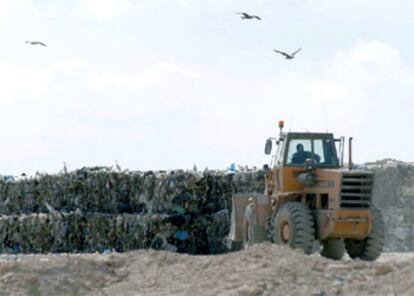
[0,211,231,254]
[0,168,265,254]
[0,168,264,215]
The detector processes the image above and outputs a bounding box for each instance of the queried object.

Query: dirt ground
[0,243,413,296]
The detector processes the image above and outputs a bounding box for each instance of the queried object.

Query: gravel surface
[0,243,413,296]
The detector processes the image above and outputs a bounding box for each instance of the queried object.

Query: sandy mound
[0,243,413,296]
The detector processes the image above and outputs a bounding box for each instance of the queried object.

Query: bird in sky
[236,12,261,20]
[273,48,302,60]
[25,41,47,47]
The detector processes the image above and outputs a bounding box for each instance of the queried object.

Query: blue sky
[0,0,413,175]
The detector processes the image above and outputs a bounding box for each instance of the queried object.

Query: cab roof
[281,132,335,139]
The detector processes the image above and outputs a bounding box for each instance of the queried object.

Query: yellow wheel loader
[228,121,384,261]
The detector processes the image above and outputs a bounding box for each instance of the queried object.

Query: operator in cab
[291,143,308,164]
[291,143,321,165]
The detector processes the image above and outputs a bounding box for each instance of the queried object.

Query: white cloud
[0,0,140,22]
[0,58,90,103]
[327,41,411,86]
[85,61,200,120]
[0,2,9,20]
[174,0,195,11]
[305,79,349,103]
[89,62,197,92]
[49,59,91,74]
[301,0,414,23]
[0,0,28,22]
[0,63,53,101]
[74,0,139,20]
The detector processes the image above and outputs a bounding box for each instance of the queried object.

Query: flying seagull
[236,12,261,20]
[273,48,301,60]
[25,41,47,47]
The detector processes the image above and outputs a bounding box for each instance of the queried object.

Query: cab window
[316,138,336,165]
[286,137,338,166]
[313,140,325,164]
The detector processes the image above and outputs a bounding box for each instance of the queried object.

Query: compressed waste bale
[0,168,248,215]
[0,212,154,253]
[206,209,231,254]
[0,210,229,254]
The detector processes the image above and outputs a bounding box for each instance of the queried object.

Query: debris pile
[0,244,412,296]
[0,168,265,254]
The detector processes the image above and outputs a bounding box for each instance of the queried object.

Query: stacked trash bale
[366,159,414,251]
[0,168,265,254]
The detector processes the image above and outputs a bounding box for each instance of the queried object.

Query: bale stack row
[0,168,265,254]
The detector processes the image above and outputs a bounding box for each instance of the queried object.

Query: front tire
[320,239,345,260]
[345,207,385,261]
[270,202,315,255]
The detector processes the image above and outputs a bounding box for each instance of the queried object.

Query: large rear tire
[270,202,315,255]
[320,239,345,260]
[345,207,385,261]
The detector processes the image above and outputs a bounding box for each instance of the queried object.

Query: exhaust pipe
[349,137,353,170]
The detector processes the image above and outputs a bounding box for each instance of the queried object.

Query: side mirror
[264,139,272,155]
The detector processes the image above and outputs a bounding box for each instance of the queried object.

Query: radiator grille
[340,173,373,208]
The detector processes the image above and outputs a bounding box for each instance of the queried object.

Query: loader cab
[265,130,344,193]
[267,132,340,169]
